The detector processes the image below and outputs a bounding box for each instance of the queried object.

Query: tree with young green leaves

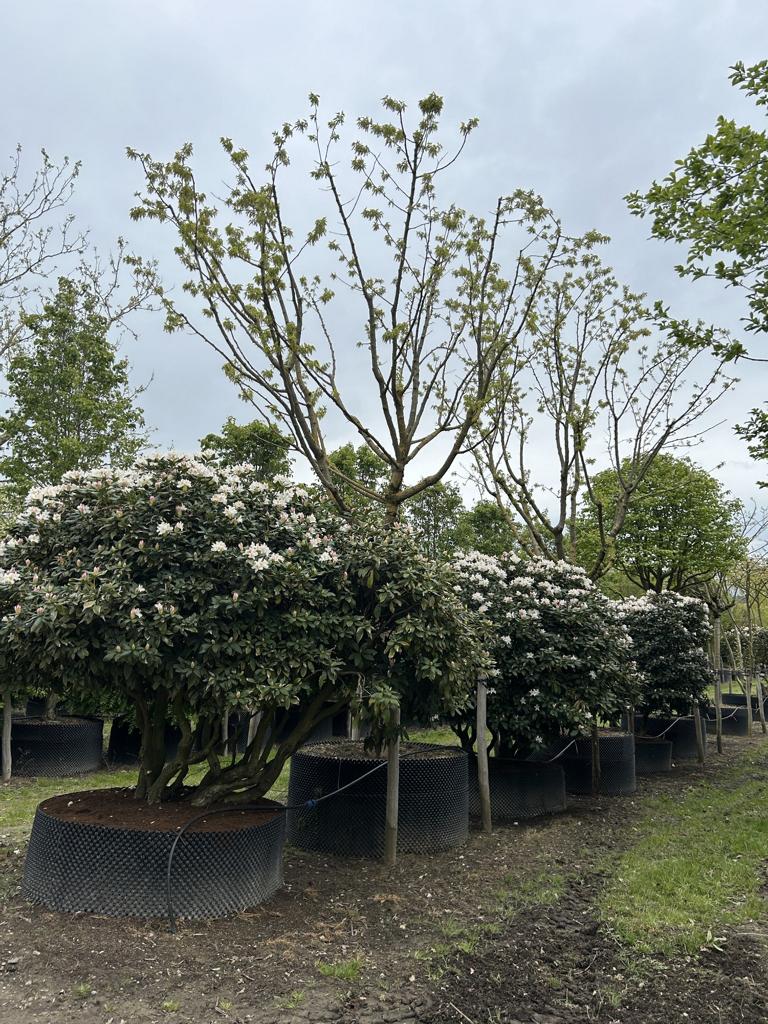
[473,242,733,578]
[627,61,768,352]
[627,61,768,471]
[577,454,745,594]
[200,417,292,479]
[0,276,148,497]
[129,93,593,526]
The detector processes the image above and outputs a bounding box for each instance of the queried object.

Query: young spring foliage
[128,93,591,524]
[0,454,486,805]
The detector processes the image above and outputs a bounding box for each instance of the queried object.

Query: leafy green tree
[200,417,292,479]
[454,500,519,557]
[327,442,388,512]
[578,455,745,594]
[627,61,768,350]
[627,61,768,471]
[0,276,147,496]
[404,481,465,560]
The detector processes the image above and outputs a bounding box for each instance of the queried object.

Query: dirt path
[2,738,767,1024]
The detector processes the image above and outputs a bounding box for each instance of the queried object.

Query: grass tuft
[601,751,768,955]
[316,956,363,982]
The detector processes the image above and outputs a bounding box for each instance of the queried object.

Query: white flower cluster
[452,550,603,624]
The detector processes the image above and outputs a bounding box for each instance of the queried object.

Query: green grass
[408,725,461,747]
[601,748,768,955]
[275,989,306,1009]
[495,869,567,915]
[316,956,363,982]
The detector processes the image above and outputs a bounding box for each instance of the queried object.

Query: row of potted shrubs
[0,455,746,921]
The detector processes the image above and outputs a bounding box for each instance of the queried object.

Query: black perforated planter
[468,757,566,821]
[642,717,705,759]
[721,692,767,714]
[541,733,636,796]
[634,737,673,775]
[3,717,104,777]
[287,741,468,858]
[22,790,286,920]
[705,706,751,737]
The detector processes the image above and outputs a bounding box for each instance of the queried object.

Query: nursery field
[2,733,768,1024]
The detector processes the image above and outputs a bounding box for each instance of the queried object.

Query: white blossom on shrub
[0,454,487,805]
[450,550,640,756]
[620,591,713,720]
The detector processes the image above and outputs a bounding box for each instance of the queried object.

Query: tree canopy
[129,93,596,525]
[0,276,147,498]
[627,61,768,352]
[578,454,745,594]
[200,417,292,479]
[621,592,714,720]
[450,550,638,757]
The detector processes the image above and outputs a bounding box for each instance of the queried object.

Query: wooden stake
[756,676,767,736]
[384,705,401,867]
[1,687,12,782]
[745,671,754,735]
[693,704,706,765]
[713,617,723,755]
[476,676,492,834]
[590,723,601,795]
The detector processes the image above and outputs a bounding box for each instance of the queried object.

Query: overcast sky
[2,0,768,505]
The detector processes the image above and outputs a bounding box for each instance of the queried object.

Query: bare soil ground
[2,737,768,1024]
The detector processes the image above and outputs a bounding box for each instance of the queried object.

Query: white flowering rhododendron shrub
[450,551,639,757]
[0,454,485,805]
[620,591,714,721]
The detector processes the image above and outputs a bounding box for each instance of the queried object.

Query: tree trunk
[756,676,767,736]
[247,711,261,748]
[44,693,58,721]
